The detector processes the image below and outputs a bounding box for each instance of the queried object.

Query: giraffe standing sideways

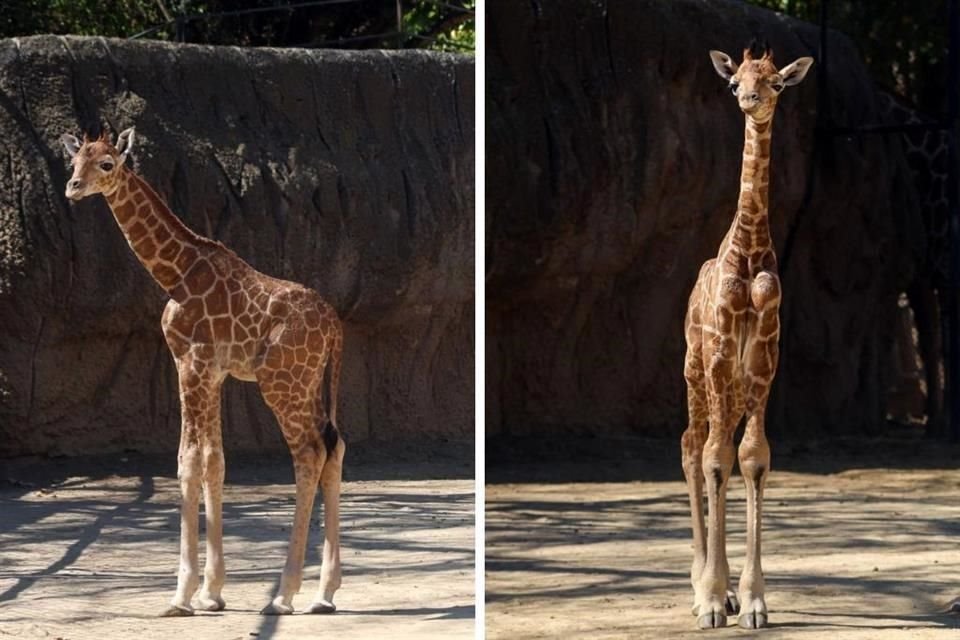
[681,45,812,630]
[61,128,346,617]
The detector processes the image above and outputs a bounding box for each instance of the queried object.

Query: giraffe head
[60,127,136,201]
[709,44,813,122]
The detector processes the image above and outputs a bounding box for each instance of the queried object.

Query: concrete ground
[0,454,474,640]
[486,435,960,639]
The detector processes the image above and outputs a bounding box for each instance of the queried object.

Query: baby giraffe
[681,45,812,629]
[61,128,346,617]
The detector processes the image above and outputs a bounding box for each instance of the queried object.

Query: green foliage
[0,0,475,52]
[402,0,475,52]
[745,0,947,115]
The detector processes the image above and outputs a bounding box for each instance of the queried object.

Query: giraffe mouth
[65,180,90,201]
[741,104,773,121]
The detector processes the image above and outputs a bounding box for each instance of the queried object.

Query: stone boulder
[0,35,474,456]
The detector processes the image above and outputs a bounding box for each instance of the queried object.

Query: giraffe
[60,127,346,617]
[681,44,812,630]
[877,91,950,437]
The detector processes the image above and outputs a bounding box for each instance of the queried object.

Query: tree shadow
[486,471,960,632]
[0,464,473,634]
[0,473,155,604]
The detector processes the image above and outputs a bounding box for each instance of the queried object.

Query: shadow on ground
[486,436,960,639]
[0,456,475,640]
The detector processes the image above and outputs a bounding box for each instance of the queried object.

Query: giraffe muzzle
[65,179,85,200]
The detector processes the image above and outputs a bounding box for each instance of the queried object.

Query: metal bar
[947,0,960,441]
[183,0,360,21]
[128,22,172,40]
[396,0,403,48]
[817,0,830,129]
[127,0,366,39]
[303,31,404,46]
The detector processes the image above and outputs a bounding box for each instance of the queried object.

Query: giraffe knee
[202,446,224,480]
[178,444,201,478]
[751,272,781,310]
[739,445,770,489]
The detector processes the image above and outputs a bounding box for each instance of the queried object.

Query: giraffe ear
[779,57,814,86]
[116,127,136,161]
[60,133,81,158]
[709,50,738,82]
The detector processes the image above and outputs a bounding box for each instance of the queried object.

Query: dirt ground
[486,436,960,639]
[0,454,474,640]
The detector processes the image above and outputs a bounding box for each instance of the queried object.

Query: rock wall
[487,0,922,439]
[0,36,474,456]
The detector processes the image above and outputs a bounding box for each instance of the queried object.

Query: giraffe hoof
[306,599,337,614]
[738,612,768,629]
[197,595,226,611]
[159,604,194,617]
[697,611,727,629]
[725,591,740,615]
[260,602,294,615]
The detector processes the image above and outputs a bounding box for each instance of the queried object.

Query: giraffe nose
[65,178,85,200]
[746,91,760,103]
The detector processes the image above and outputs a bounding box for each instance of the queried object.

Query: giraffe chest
[161,296,268,378]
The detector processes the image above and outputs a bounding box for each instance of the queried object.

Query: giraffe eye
[771,82,784,92]
[99,161,114,171]
[729,82,739,95]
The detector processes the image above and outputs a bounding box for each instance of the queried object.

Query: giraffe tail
[318,321,343,455]
[320,420,339,455]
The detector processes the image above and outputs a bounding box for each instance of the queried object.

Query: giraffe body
[879,92,949,436]
[682,45,812,630]
[61,128,345,616]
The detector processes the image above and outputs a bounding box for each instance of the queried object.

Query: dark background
[486,0,954,454]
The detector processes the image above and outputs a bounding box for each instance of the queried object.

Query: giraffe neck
[730,115,774,260]
[104,166,212,301]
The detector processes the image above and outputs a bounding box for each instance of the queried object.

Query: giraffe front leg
[161,359,222,617]
[694,295,744,629]
[696,427,736,629]
[737,413,770,629]
[307,436,346,614]
[681,347,709,613]
[197,435,226,612]
[736,273,780,629]
[160,443,201,617]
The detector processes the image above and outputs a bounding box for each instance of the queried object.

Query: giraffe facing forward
[61,128,346,617]
[681,45,812,629]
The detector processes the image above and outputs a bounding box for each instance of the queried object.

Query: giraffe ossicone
[61,126,346,617]
[682,44,812,630]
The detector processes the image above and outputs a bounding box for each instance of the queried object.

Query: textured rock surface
[0,36,474,456]
[487,0,921,439]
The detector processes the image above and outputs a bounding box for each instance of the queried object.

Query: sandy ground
[487,437,960,639]
[0,456,474,640]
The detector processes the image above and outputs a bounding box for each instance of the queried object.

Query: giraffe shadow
[771,608,959,631]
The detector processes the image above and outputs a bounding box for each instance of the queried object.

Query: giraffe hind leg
[306,435,345,614]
